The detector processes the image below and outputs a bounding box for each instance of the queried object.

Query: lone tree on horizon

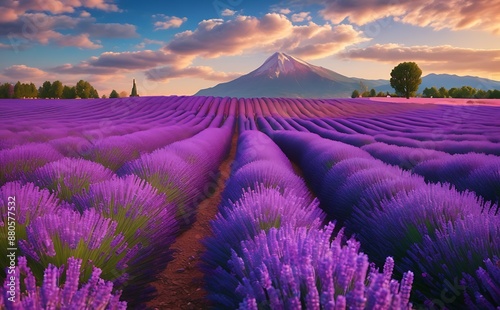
[130,79,139,97]
[390,62,422,99]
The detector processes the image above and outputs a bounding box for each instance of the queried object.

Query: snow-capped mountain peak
[252,52,311,78]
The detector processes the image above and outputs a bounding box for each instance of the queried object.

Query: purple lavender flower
[350,183,487,265]
[0,143,63,185]
[208,223,413,309]
[73,175,178,249]
[1,256,126,309]
[25,157,115,202]
[401,215,500,306]
[203,185,324,272]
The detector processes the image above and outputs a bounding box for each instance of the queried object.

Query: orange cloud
[316,0,500,34]
[166,13,368,60]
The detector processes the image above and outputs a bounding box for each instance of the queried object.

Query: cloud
[291,12,312,22]
[279,8,292,15]
[314,0,500,34]
[0,0,119,17]
[49,50,193,76]
[2,65,47,80]
[0,12,137,49]
[166,13,368,59]
[154,15,187,30]
[135,38,164,49]
[145,66,241,82]
[221,9,236,16]
[340,43,500,74]
[54,33,102,49]
[80,11,91,18]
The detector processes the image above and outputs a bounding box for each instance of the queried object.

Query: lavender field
[1,96,499,309]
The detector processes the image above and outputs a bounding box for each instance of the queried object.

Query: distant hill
[375,73,500,94]
[195,52,387,98]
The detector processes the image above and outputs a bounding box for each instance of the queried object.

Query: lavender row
[270,130,499,308]
[203,130,413,309]
[362,142,500,208]
[118,115,235,229]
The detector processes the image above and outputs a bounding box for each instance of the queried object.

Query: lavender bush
[0,256,126,309]
[0,182,69,277]
[0,143,63,185]
[24,158,115,202]
[462,257,500,309]
[208,223,414,309]
[401,215,500,307]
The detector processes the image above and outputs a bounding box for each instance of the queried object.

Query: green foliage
[130,79,139,97]
[370,88,376,97]
[62,86,77,99]
[351,89,360,98]
[0,83,14,98]
[109,89,119,98]
[390,62,423,99]
[422,85,500,99]
[50,80,64,98]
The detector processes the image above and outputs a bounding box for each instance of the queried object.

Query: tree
[422,86,439,98]
[62,86,77,99]
[351,89,360,98]
[390,62,422,99]
[51,80,64,99]
[369,88,376,97]
[438,87,448,98]
[29,83,38,98]
[39,81,52,98]
[119,90,128,98]
[14,81,22,98]
[89,87,99,99]
[109,89,119,98]
[76,80,91,99]
[130,79,139,97]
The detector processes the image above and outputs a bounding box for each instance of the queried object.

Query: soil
[146,130,238,310]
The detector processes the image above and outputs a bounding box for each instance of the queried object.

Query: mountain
[375,73,500,93]
[195,52,387,98]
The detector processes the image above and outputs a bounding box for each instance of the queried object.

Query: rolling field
[0,96,499,309]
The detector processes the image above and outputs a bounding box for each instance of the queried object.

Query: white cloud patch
[291,12,312,22]
[221,9,236,16]
[154,15,187,30]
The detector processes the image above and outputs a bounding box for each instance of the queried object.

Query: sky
[1,0,500,96]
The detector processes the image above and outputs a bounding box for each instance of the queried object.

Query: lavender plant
[0,256,126,309]
[18,208,135,288]
[203,184,324,272]
[401,215,500,307]
[0,182,69,279]
[24,158,115,202]
[209,223,414,309]
[0,143,63,185]
[462,257,500,309]
[350,184,487,266]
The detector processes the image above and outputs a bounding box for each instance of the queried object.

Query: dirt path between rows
[147,130,238,310]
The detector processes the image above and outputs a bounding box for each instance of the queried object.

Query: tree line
[0,79,140,99]
[0,80,99,99]
[352,62,500,99]
[422,86,500,99]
